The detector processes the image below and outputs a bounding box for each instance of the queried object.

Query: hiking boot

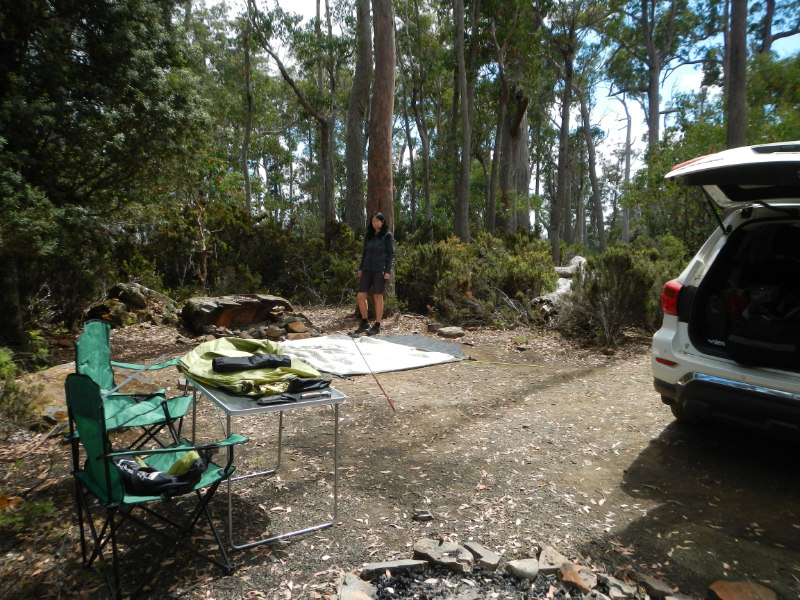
[367,322,381,336]
[351,319,369,336]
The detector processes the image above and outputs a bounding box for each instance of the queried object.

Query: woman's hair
[366,212,389,239]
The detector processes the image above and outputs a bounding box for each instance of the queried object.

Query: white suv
[651,141,800,440]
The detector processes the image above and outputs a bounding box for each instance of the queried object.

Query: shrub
[558,245,655,347]
[395,234,555,326]
[0,348,31,426]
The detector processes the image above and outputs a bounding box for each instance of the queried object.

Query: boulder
[181,294,294,334]
[413,538,473,572]
[87,282,181,327]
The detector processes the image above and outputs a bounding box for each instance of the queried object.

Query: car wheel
[667,399,689,422]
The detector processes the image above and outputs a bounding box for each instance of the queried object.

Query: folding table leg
[226,405,339,551]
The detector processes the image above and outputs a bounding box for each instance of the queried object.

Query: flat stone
[286,332,311,341]
[538,546,567,574]
[413,538,473,573]
[360,559,428,580]
[464,541,501,571]
[560,562,597,594]
[286,320,308,333]
[639,574,674,599]
[507,558,540,580]
[437,326,465,338]
[266,325,285,338]
[708,581,777,600]
[338,572,377,600]
[597,574,637,599]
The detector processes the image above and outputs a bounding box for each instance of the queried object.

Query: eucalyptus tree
[248,0,342,242]
[344,0,372,232]
[367,0,397,229]
[396,0,453,238]
[544,0,612,262]
[483,0,549,235]
[753,0,800,53]
[604,0,700,155]
[452,0,482,242]
[727,0,747,147]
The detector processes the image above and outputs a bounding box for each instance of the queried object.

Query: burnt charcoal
[371,565,583,599]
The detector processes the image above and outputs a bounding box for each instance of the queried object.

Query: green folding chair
[66,373,247,599]
[75,319,193,447]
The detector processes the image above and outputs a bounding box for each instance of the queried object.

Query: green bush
[0,348,31,425]
[395,233,555,327]
[631,233,690,330]
[558,245,655,346]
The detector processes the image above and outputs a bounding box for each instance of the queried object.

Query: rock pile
[181,294,320,341]
[339,537,777,600]
[87,282,181,327]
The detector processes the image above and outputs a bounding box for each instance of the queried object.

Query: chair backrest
[75,320,115,391]
[65,373,124,504]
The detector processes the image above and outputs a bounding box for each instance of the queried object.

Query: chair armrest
[110,357,180,371]
[103,434,248,460]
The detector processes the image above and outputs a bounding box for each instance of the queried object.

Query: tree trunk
[619,96,632,243]
[401,88,418,230]
[0,257,23,345]
[498,85,529,233]
[489,83,507,233]
[323,0,337,238]
[411,86,432,236]
[576,83,606,251]
[250,1,336,241]
[344,0,372,232]
[452,0,480,241]
[453,0,470,241]
[410,0,432,237]
[641,0,661,153]
[758,0,776,53]
[726,0,747,148]
[367,0,396,229]
[511,89,530,232]
[241,18,253,214]
[552,53,573,264]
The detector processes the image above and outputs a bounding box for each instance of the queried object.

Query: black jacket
[359,231,395,274]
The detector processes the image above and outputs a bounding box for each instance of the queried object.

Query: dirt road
[3,309,799,599]
[186,309,800,600]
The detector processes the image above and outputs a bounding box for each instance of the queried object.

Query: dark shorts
[358,270,386,295]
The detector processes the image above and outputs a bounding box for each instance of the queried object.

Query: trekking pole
[350,336,396,412]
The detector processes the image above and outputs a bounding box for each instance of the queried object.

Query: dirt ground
[2,305,799,600]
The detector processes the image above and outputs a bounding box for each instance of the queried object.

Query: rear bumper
[654,373,800,440]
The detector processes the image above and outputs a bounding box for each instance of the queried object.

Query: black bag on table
[212,353,292,373]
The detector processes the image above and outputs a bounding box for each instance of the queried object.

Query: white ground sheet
[280,334,465,376]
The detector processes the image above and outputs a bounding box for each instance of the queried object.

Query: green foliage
[0,349,29,424]
[0,492,55,532]
[0,0,205,343]
[121,253,164,291]
[557,238,689,346]
[0,349,17,381]
[747,53,800,142]
[396,233,555,327]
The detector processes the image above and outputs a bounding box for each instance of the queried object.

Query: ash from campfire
[372,565,598,600]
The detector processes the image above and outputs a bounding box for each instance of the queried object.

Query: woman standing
[352,212,395,336]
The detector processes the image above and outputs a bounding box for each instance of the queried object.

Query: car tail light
[661,279,682,316]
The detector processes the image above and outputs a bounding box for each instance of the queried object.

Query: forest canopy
[1,0,799,347]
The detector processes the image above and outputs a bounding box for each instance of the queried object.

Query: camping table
[184,375,345,551]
